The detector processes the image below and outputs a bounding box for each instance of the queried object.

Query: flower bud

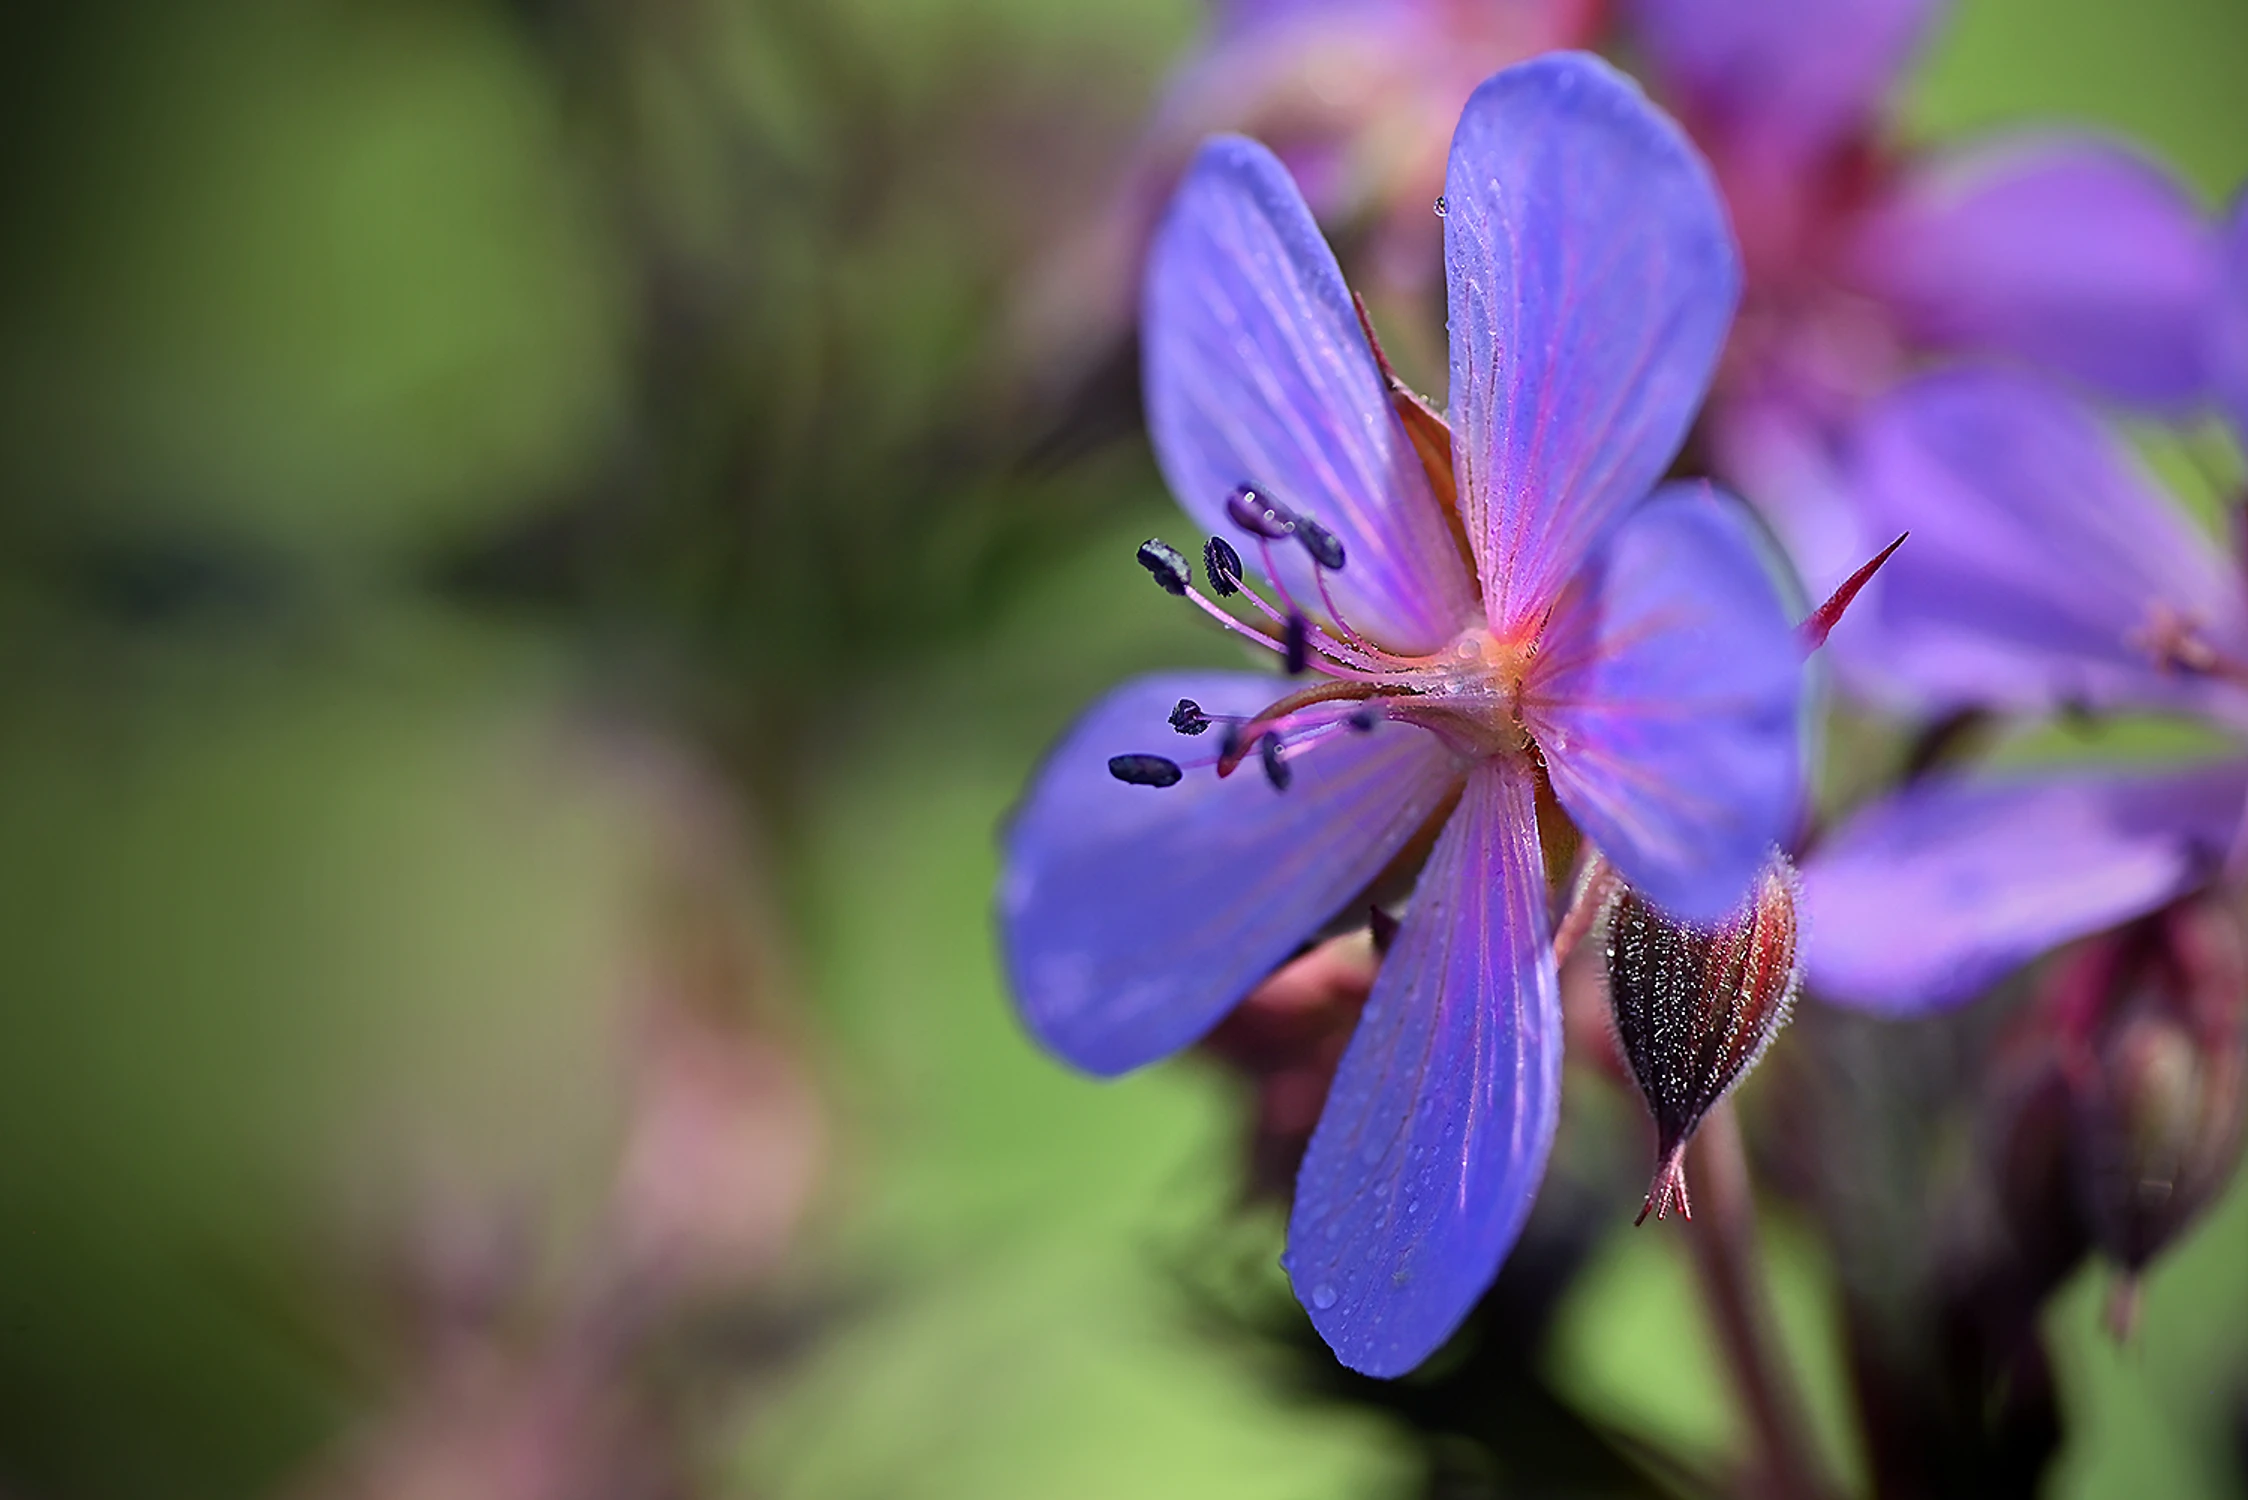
[2068,897,2247,1325]
[1604,855,1802,1222]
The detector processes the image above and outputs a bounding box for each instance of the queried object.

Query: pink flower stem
[1682,1100,1837,1500]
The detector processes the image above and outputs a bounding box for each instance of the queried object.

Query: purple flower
[1796,368,2248,1014]
[998,54,1804,1376]
[1625,0,2225,595]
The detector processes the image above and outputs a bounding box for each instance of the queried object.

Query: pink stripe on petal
[1286,755,1560,1377]
[1001,672,1466,1077]
[1443,53,1740,634]
[1525,485,1804,924]
[1145,138,1479,654]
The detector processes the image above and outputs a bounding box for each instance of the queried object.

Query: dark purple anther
[1225,485,1297,539]
[1108,753,1184,787]
[1606,855,1801,1223]
[1204,536,1245,596]
[1169,698,1211,736]
[1260,734,1291,792]
[1283,612,1309,675]
[1295,516,1346,571]
[1136,539,1193,595]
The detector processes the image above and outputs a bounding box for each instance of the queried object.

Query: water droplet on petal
[1311,1283,1338,1310]
[1433,195,1448,218]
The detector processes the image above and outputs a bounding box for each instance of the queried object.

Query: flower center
[1374,624,1538,758]
[1115,485,1539,790]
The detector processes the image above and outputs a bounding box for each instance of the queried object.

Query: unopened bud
[2071,898,2246,1288]
[1604,855,1802,1223]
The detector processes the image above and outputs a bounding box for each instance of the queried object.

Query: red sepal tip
[1800,532,1908,653]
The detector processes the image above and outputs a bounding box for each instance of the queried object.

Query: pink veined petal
[1629,0,1943,161]
[1523,484,1804,924]
[1444,53,1741,634]
[1285,756,1561,1377]
[1847,135,2218,412]
[2216,191,2248,445]
[999,672,1467,1077]
[1144,136,1478,655]
[1803,762,2248,1015]
[1829,369,2248,721]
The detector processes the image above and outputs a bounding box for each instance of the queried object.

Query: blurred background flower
[2,0,2247,1497]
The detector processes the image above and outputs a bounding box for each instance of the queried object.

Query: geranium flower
[998,53,1803,1376]
[1797,368,2248,1013]
[1624,0,2226,595]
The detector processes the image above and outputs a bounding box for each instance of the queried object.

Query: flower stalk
[1683,1099,1837,1500]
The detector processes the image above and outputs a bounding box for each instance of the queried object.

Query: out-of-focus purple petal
[1804,762,2248,1014]
[1629,0,1942,160]
[1000,672,1466,1077]
[1444,53,1739,633]
[1210,0,1416,37]
[1707,392,1871,602]
[1211,0,1593,47]
[1849,137,2217,411]
[1286,757,1559,1376]
[1145,137,1477,654]
[1523,484,1803,923]
[1831,369,2248,718]
[2215,192,2248,443]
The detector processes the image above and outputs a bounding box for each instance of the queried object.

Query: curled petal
[1849,136,2218,411]
[1832,369,2248,718]
[1000,672,1465,1077]
[1524,485,1804,924]
[1804,764,2248,1014]
[1287,757,1560,1376]
[2216,192,2248,445]
[1144,137,1478,654]
[1444,52,1740,633]
[1629,0,1942,160]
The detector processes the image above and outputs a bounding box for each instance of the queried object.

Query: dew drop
[1433,195,1448,218]
[1311,1284,1339,1310]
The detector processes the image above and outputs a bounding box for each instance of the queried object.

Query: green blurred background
[2,1,2246,1496]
